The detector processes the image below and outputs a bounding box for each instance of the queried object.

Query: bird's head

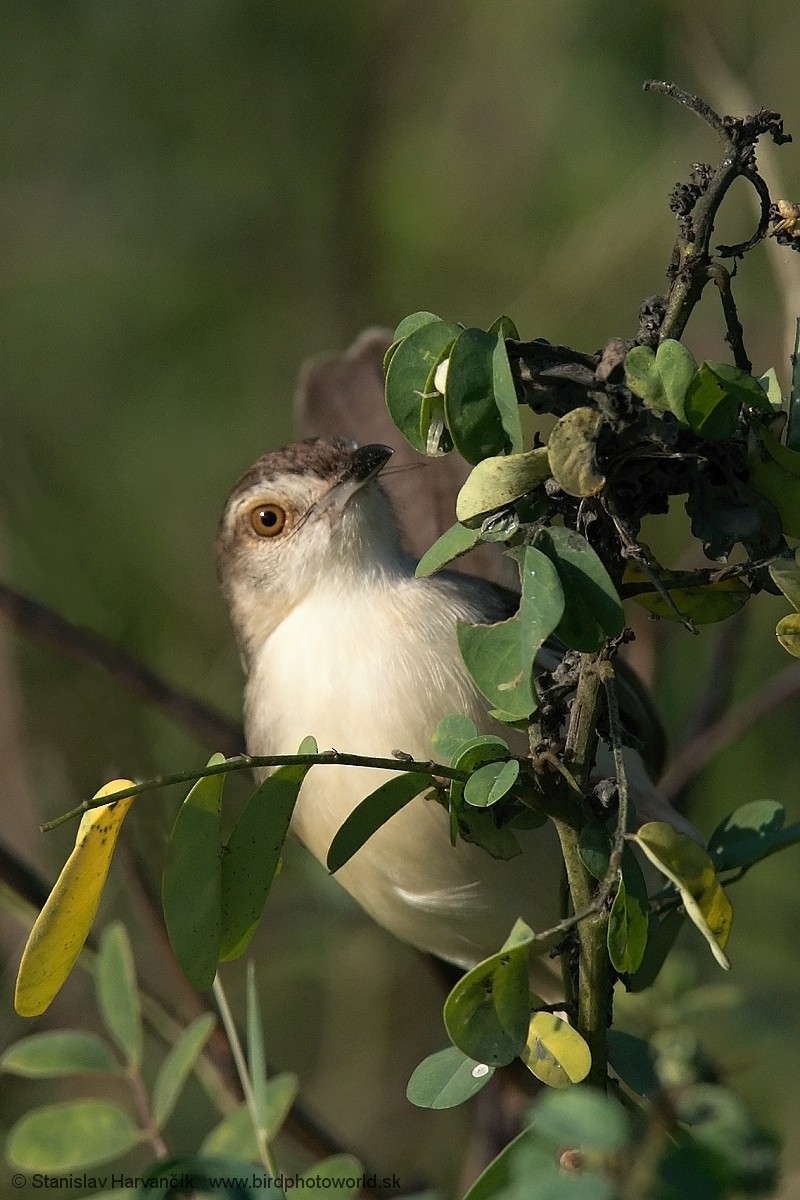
[216,437,399,660]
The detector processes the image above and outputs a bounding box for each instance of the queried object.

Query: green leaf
[788,316,800,451]
[626,909,685,993]
[748,422,800,538]
[520,1011,592,1088]
[301,1156,363,1199]
[326,772,431,873]
[219,738,317,960]
[455,448,550,526]
[777,611,800,655]
[394,311,442,340]
[406,1045,495,1109]
[385,319,461,453]
[607,1030,661,1100]
[531,1087,631,1151]
[461,1127,555,1200]
[464,759,519,808]
[488,314,520,340]
[623,561,749,624]
[431,712,479,762]
[96,922,143,1070]
[536,526,624,651]
[444,327,512,464]
[200,1074,299,1159]
[633,822,732,969]
[0,1031,116,1077]
[492,331,525,453]
[416,522,481,576]
[444,919,535,1066]
[768,548,800,610]
[624,340,697,420]
[547,407,606,496]
[457,544,565,720]
[758,366,782,408]
[578,822,610,880]
[7,1100,141,1171]
[607,848,648,976]
[152,1013,216,1129]
[137,1156,268,1200]
[456,806,523,860]
[163,753,225,991]
[684,362,769,440]
[709,800,786,871]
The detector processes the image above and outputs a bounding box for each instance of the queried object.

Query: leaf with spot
[14,780,135,1017]
[444,920,535,1066]
[406,1045,495,1109]
[457,545,565,721]
[520,1010,592,1088]
[546,407,606,496]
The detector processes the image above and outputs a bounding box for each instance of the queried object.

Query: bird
[215,433,698,994]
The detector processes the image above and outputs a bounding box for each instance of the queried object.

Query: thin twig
[0,581,243,755]
[708,263,752,372]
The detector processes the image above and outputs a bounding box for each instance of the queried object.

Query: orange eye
[249,503,287,537]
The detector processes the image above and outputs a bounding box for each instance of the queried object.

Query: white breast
[244,576,564,977]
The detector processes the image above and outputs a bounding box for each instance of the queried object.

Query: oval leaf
[547,407,606,497]
[431,712,479,763]
[96,922,143,1069]
[708,800,786,872]
[455,449,550,526]
[633,822,732,969]
[444,919,535,1066]
[684,363,743,440]
[163,753,225,991]
[152,1013,216,1129]
[768,548,800,611]
[444,327,511,464]
[416,522,481,577]
[14,779,136,1018]
[0,1031,116,1078]
[623,561,750,624]
[406,1045,495,1109]
[7,1100,141,1171]
[200,1073,299,1160]
[219,739,317,960]
[748,424,800,539]
[326,771,432,873]
[776,611,800,656]
[537,526,624,650]
[607,848,648,976]
[531,1086,631,1150]
[520,1011,592,1087]
[464,759,520,808]
[385,319,461,453]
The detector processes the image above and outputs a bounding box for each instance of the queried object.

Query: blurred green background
[1,1,800,1196]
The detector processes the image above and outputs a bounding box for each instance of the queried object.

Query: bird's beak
[316,444,393,515]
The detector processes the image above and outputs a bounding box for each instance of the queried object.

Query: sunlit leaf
[457,545,564,720]
[0,1032,116,1078]
[219,738,317,960]
[520,1010,592,1088]
[96,922,143,1069]
[326,772,432,873]
[162,753,225,991]
[624,339,696,421]
[444,920,535,1066]
[431,712,479,763]
[455,448,550,526]
[14,780,135,1018]
[777,612,800,656]
[685,361,769,441]
[537,526,624,650]
[416,522,481,577]
[488,314,520,341]
[758,367,782,408]
[547,407,606,496]
[152,1013,216,1129]
[633,822,732,969]
[464,759,520,808]
[444,327,512,463]
[385,319,461,453]
[406,1046,495,1109]
[7,1100,141,1171]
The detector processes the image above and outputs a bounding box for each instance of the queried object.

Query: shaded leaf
[709,800,786,872]
[633,823,732,969]
[748,424,800,539]
[623,561,749,624]
[488,314,520,340]
[444,327,512,463]
[96,922,143,1070]
[768,548,800,611]
[492,331,525,453]
[758,367,782,408]
[14,780,135,1018]
[607,1030,660,1100]
[406,1046,494,1109]
[444,920,535,1066]
[219,738,317,960]
[137,1155,267,1200]
[162,753,225,991]
[455,448,550,526]
[385,319,461,453]
[246,961,270,1136]
[457,545,565,720]
[627,909,685,993]
[464,759,520,808]
[520,1010,592,1088]
[416,522,481,577]
[0,1031,116,1078]
[7,1100,141,1171]
[461,1127,555,1200]
[686,473,782,561]
[301,1156,363,1200]
[578,822,610,880]
[537,526,624,651]
[152,1013,216,1129]
[547,407,606,496]
[531,1087,631,1151]
[327,772,431,873]
[607,848,648,976]
[789,316,800,451]
[200,1074,299,1160]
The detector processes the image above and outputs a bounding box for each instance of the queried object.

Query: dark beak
[345,444,393,483]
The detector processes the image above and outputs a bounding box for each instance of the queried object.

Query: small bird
[216,436,694,988]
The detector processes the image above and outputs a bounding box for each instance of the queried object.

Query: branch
[0,581,243,756]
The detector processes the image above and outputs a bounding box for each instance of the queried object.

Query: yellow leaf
[632,822,732,970]
[15,781,136,1017]
[520,1009,591,1088]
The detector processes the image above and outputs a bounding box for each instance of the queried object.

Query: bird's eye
[249,503,287,537]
